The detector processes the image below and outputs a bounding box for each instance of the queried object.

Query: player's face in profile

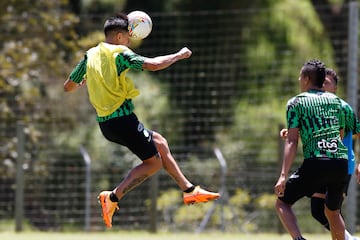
[322,76,337,94]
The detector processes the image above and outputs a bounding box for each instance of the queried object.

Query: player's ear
[116,32,123,42]
[116,31,129,44]
[304,76,310,85]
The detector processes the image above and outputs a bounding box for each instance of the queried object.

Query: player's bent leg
[152,131,194,190]
[275,199,304,240]
[113,154,162,199]
[152,132,220,204]
[325,206,345,240]
[98,154,162,228]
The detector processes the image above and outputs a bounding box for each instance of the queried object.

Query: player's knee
[145,153,163,171]
[275,198,288,213]
[153,132,169,149]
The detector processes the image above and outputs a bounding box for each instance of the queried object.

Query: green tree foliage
[0,0,79,176]
[216,0,335,168]
[0,0,81,226]
[310,0,352,82]
[242,0,334,98]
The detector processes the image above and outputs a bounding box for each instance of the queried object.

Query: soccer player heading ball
[64,13,220,228]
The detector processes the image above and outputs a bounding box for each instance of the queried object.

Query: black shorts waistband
[96,99,134,122]
[304,157,347,161]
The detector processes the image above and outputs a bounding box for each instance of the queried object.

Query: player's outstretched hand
[177,47,192,59]
[279,128,288,139]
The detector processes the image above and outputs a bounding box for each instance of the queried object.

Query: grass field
[0,231,331,240]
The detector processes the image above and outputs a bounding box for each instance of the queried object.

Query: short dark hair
[104,13,128,36]
[301,59,326,88]
[325,68,338,85]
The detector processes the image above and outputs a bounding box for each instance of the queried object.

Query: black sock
[294,237,306,240]
[109,192,119,202]
[183,185,195,193]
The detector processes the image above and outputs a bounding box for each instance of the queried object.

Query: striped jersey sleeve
[69,55,87,84]
[115,49,145,75]
[341,100,360,135]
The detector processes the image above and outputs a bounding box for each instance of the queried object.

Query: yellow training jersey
[85,42,140,117]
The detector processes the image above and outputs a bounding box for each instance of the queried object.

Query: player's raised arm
[64,79,86,92]
[142,47,192,71]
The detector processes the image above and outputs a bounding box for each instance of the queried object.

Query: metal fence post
[148,172,158,233]
[80,146,91,232]
[196,148,227,233]
[345,0,359,233]
[15,122,25,232]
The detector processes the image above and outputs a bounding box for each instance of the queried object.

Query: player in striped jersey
[310,68,360,240]
[275,59,348,240]
[279,68,360,240]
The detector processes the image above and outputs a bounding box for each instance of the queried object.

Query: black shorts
[279,158,348,211]
[98,113,158,160]
[316,174,352,196]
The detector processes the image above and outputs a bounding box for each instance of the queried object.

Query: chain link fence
[1,3,359,233]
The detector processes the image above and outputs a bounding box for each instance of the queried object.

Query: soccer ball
[127,11,152,40]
